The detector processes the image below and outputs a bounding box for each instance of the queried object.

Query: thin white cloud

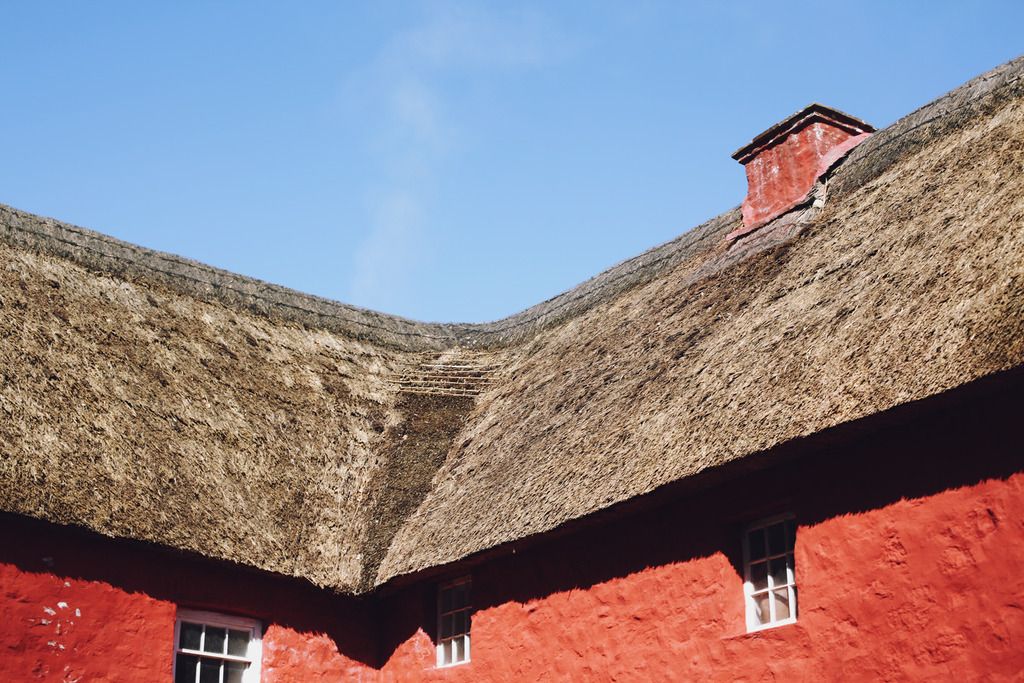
[348,190,425,313]
[342,3,578,316]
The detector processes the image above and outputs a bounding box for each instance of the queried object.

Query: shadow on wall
[2,367,1021,673]
[0,514,380,670]
[376,366,1024,666]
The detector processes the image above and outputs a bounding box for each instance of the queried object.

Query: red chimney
[730,104,874,240]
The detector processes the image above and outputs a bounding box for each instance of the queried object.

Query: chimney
[729,104,875,240]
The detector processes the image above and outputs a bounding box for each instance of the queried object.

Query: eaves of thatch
[2,55,1023,593]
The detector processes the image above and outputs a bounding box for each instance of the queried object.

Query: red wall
[379,473,1024,681]
[0,519,377,682]
[3,380,1023,682]
[378,386,1024,681]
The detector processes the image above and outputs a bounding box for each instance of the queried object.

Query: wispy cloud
[344,3,576,316]
[348,190,425,315]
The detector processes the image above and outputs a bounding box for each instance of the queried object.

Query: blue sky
[2,2,1021,322]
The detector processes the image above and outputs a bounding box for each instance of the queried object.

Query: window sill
[722,619,802,642]
[435,659,471,670]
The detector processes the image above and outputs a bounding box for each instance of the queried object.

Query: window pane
[768,522,786,555]
[175,654,199,683]
[774,588,791,620]
[785,519,796,551]
[225,661,247,683]
[453,610,466,636]
[227,629,249,657]
[453,636,464,662]
[748,529,766,559]
[179,622,203,651]
[750,561,768,591]
[198,659,220,683]
[441,588,453,613]
[204,626,227,654]
[769,557,789,588]
[442,640,453,665]
[754,592,772,625]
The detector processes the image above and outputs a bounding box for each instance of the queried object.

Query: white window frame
[173,608,263,683]
[436,577,472,668]
[742,514,797,632]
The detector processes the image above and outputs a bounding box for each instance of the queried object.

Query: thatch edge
[0,201,742,351]
[831,54,1024,198]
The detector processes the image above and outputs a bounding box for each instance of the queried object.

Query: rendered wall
[378,386,1024,681]
[0,519,377,682]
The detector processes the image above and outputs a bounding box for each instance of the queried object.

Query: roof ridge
[2,54,1022,356]
[0,200,737,350]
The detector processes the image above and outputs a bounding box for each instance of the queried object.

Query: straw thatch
[2,55,1023,592]
[375,55,1024,583]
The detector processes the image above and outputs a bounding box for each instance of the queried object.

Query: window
[743,515,797,631]
[436,578,472,667]
[173,609,262,683]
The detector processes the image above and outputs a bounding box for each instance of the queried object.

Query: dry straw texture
[376,57,1024,583]
[2,56,1023,592]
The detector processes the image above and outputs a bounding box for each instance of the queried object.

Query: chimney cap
[732,103,875,163]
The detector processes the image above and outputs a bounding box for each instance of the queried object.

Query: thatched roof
[3,55,1023,593]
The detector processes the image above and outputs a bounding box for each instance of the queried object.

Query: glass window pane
[768,522,786,555]
[453,610,466,636]
[774,588,791,620]
[442,588,454,613]
[769,557,789,588]
[754,592,772,625]
[204,627,226,654]
[442,640,453,665]
[750,561,768,591]
[179,622,202,650]
[175,654,199,683]
[225,661,247,683]
[748,529,766,559]
[453,636,464,662]
[227,629,249,657]
[198,659,220,683]
[785,519,796,551]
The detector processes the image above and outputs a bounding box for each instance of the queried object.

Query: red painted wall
[378,388,1024,681]
[379,473,1024,682]
[3,380,1023,682]
[0,519,377,682]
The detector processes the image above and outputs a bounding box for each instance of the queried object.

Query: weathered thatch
[375,56,1024,583]
[0,231,413,590]
[2,55,1023,592]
